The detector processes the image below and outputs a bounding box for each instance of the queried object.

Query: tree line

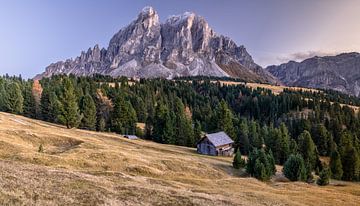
[0,74,359,182]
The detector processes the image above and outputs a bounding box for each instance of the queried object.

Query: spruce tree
[254,159,267,181]
[173,98,194,146]
[22,81,36,118]
[329,145,343,179]
[111,94,137,135]
[312,124,330,156]
[193,120,202,143]
[80,94,97,130]
[58,78,82,128]
[283,154,307,181]
[297,130,317,172]
[238,119,250,155]
[215,100,236,139]
[4,82,24,114]
[341,145,360,181]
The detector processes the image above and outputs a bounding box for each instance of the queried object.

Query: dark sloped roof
[205,131,233,147]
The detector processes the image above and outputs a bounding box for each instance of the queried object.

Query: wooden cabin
[124,135,138,140]
[196,131,234,156]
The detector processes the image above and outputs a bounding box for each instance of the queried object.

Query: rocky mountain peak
[138,6,160,29]
[36,6,276,83]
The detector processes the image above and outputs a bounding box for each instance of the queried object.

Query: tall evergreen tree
[341,145,360,181]
[58,78,82,128]
[80,94,97,130]
[4,82,24,114]
[111,94,137,134]
[22,81,36,118]
[329,145,343,180]
[215,100,236,139]
[238,119,250,154]
[297,130,317,172]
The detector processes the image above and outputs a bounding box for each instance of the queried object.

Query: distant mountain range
[35,6,277,84]
[266,52,360,97]
[35,7,360,97]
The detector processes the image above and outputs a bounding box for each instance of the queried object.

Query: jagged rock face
[36,6,276,83]
[266,52,360,96]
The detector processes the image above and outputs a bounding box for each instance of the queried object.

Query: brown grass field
[1,112,360,205]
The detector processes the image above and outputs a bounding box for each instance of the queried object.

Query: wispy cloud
[276,51,341,63]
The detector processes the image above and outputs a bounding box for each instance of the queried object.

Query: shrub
[38,144,44,153]
[233,149,246,169]
[317,167,330,186]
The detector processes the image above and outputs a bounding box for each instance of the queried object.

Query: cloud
[276,51,341,63]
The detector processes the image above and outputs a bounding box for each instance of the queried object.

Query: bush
[283,154,307,181]
[233,149,246,169]
[317,167,330,186]
[38,144,44,153]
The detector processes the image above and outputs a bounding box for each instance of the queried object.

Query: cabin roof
[124,135,138,140]
[203,131,233,147]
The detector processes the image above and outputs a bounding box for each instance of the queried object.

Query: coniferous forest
[1,74,360,182]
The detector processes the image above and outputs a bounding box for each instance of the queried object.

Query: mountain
[266,52,360,96]
[35,7,277,83]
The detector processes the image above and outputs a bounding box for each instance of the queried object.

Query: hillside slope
[0,112,360,205]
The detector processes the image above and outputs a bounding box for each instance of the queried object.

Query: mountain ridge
[266,52,360,96]
[35,6,277,84]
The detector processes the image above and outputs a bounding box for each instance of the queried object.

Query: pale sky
[0,0,360,78]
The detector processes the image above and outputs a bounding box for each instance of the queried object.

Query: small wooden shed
[124,135,138,140]
[196,131,234,156]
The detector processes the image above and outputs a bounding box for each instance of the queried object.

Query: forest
[0,74,359,183]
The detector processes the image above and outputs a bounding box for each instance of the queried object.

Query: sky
[0,0,360,78]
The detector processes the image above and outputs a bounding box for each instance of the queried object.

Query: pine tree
[111,94,137,134]
[163,111,175,144]
[312,124,330,156]
[341,145,360,181]
[215,100,236,139]
[297,130,317,172]
[173,98,194,146]
[193,120,202,143]
[22,81,36,118]
[283,154,307,181]
[58,78,82,128]
[329,145,343,179]
[267,149,277,175]
[80,94,97,130]
[233,149,246,169]
[238,119,250,155]
[278,123,291,164]
[4,81,24,114]
[254,159,267,181]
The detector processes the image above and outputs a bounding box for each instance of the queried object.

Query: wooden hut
[196,131,234,156]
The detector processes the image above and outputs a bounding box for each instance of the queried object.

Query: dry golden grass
[212,81,320,95]
[1,112,360,205]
